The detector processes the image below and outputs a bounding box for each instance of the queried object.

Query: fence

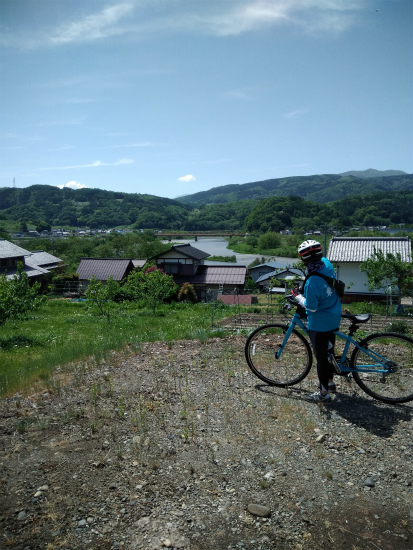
[50,281,86,296]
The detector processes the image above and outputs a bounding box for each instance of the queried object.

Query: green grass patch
[0,299,232,396]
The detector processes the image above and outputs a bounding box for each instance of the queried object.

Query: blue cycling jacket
[303,258,342,332]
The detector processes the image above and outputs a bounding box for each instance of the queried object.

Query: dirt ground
[1,335,412,550]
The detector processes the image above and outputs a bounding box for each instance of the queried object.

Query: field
[1,299,413,549]
[0,300,233,397]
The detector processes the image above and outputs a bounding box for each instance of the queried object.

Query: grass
[0,299,233,396]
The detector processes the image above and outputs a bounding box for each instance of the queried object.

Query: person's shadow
[327,392,412,438]
[255,383,413,438]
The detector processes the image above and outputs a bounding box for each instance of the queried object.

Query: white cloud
[50,3,135,45]
[3,0,365,51]
[36,159,134,171]
[178,174,196,182]
[282,109,306,119]
[181,0,363,37]
[56,181,88,189]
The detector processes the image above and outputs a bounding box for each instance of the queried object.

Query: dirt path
[1,337,412,549]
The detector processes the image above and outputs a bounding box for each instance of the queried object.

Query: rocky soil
[1,335,412,550]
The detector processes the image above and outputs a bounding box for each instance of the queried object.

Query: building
[254,268,304,293]
[327,237,412,303]
[0,239,62,284]
[151,244,247,301]
[76,258,135,287]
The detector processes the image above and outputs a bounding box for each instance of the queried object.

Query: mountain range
[0,170,411,231]
[176,170,411,206]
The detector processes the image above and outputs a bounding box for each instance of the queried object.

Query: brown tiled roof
[77,258,134,281]
[191,265,247,285]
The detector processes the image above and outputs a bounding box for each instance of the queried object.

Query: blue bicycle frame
[276,310,395,375]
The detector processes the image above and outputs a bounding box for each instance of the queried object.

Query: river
[162,237,295,269]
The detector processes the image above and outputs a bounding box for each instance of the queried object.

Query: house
[249,261,284,283]
[76,258,135,287]
[255,268,304,293]
[327,237,412,303]
[0,239,62,285]
[151,244,247,301]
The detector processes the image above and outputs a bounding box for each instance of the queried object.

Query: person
[292,240,342,403]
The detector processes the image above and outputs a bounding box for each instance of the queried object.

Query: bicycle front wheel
[245,324,312,387]
[351,332,413,403]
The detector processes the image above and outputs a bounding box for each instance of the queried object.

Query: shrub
[178,283,198,303]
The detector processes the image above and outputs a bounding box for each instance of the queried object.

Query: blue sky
[1,0,412,199]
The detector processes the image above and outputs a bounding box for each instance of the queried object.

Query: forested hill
[0,185,192,229]
[176,172,412,206]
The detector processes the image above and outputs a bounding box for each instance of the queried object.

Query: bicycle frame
[277,310,395,375]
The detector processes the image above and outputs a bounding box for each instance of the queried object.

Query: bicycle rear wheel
[245,324,312,386]
[351,332,413,403]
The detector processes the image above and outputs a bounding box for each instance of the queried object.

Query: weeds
[0,301,231,396]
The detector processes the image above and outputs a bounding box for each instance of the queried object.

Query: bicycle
[245,296,413,404]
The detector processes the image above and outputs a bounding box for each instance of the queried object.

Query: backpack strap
[304,272,335,289]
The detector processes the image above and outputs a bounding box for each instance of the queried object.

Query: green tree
[85,276,120,320]
[361,249,413,305]
[258,232,281,250]
[0,263,45,326]
[122,267,178,314]
[177,282,198,303]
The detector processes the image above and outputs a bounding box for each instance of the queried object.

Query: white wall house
[327,237,412,303]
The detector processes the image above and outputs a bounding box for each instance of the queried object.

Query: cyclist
[292,240,342,403]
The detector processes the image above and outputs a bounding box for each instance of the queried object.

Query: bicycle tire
[351,332,413,404]
[245,324,312,387]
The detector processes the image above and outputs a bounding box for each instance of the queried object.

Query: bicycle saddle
[341,313,371,324]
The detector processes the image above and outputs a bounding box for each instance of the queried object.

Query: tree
[85,276,120,320]
[361,250,413,305]
[0,263,45,326]
[177,282,198,303]
[122,267,178,314]
[258,232,281,251]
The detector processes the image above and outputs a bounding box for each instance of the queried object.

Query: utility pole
[14,177,20,206]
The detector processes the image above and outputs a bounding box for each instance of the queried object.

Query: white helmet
[298,240,323,262]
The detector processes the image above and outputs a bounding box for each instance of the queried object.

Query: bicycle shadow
[254,383,413,438]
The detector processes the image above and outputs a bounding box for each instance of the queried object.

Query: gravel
[0,336,412,549]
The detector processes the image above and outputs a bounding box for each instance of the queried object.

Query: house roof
[190,265,247,285]
[77,258,134,281]
[256,268,303,284]
[29,250,62,268]
[327,237,412,263]
[4,263,50,280]
[0,239,31,259]
[1,240,63,279]
[152,244,210,261]
[249,261,282,271]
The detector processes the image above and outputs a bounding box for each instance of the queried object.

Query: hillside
[339,169,407,178]
[0,185,192,230]
[0,173,412,233]
[176,172,412,206]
